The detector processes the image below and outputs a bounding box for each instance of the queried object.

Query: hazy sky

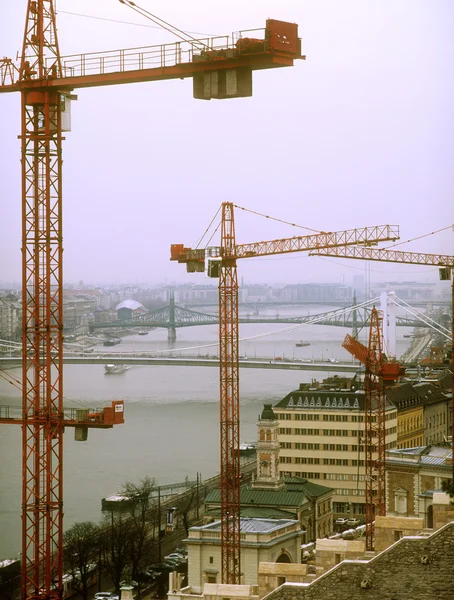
[1,1,453,287]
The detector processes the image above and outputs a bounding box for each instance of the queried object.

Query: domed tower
[252,403,285,490]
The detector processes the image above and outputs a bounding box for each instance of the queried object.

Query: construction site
[0,2,453,600]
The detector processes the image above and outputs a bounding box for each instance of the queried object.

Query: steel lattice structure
[219,203,241,583]
[364,308,386,551]
[20,3,64,599]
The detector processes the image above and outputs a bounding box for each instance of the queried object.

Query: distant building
[374,281,436,300]
[63,295,97,328]
[385,381,451,448]
[280,283,353,303]
[116,299,147,320]
[0,296,21,341]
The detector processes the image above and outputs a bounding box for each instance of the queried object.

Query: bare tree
[121,477,157,586]
[63,521,101,600]
[173,489,196,535]
[100,511,132,594]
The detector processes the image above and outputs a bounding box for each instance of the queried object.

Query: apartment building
[0,296,21,341]
[385,381,451,448]
[274,383,397,520]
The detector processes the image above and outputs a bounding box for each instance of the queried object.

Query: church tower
[252,404,285,490]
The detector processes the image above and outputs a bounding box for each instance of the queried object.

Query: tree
[173,489,196,535]
[63,521,101,600]
[100,511,132,594]
[121,477,157,588]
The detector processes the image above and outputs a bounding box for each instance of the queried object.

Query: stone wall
[262,521,454,600]
[315,539,365,572]
[258,563,308,599]
[433,496,454,531]
[374,515,424,553]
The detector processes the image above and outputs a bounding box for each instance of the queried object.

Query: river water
[0,307,413,559]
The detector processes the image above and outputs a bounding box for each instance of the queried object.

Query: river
[0,308,414,559]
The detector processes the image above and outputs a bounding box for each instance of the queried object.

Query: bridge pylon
[352,292,358,339]
[168,291,177,341]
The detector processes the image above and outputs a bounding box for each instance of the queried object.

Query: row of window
[279,442,400,452]
[278,427,396,437]
[333,502,366,515]
[277,411,397,423]
[426,413,446,428]
[281,456,369,468]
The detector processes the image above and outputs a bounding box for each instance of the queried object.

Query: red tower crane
[310,244,454,548]
[171,201,400,581]
[341,308,403,550]
[0,3,303,600]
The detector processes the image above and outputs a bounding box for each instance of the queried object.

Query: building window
[209,557,214,564]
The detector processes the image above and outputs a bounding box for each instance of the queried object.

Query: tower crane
[0,3,303,600]
[171,201,400,581]
[310,244,454,548]
[341,307,403,550]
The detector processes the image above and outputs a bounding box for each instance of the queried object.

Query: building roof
[260,403,276,420]
[205,477,332,508]
[115,299,145,311]
[275,388,397,412]
[385,380,449,410]
[386,444,452,467]
[199,517,298,534]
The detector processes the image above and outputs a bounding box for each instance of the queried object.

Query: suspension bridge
[88,296,444,343]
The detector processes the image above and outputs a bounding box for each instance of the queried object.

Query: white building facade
[274,386,397,519]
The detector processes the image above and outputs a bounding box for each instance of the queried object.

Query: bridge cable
[389,297,452,340]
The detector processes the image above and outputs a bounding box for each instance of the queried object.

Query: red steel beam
[219,202,241,584]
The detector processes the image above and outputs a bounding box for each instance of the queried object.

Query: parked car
[94,593,119,600]
[334,517,348,525]
[346,518,361,527]
[165,552,186,563]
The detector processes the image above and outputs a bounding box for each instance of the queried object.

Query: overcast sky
[0,1,453,288]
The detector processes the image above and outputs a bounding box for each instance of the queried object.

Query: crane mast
[20,3,65,599]
[219,203,241,582]
[364,308,386,550]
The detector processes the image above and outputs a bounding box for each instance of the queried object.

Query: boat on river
[295,340,310,347]
[104,364,129,375]
[103,337,121,347]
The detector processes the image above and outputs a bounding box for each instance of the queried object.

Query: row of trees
[0,476,201,600]
[65,476,198,600]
